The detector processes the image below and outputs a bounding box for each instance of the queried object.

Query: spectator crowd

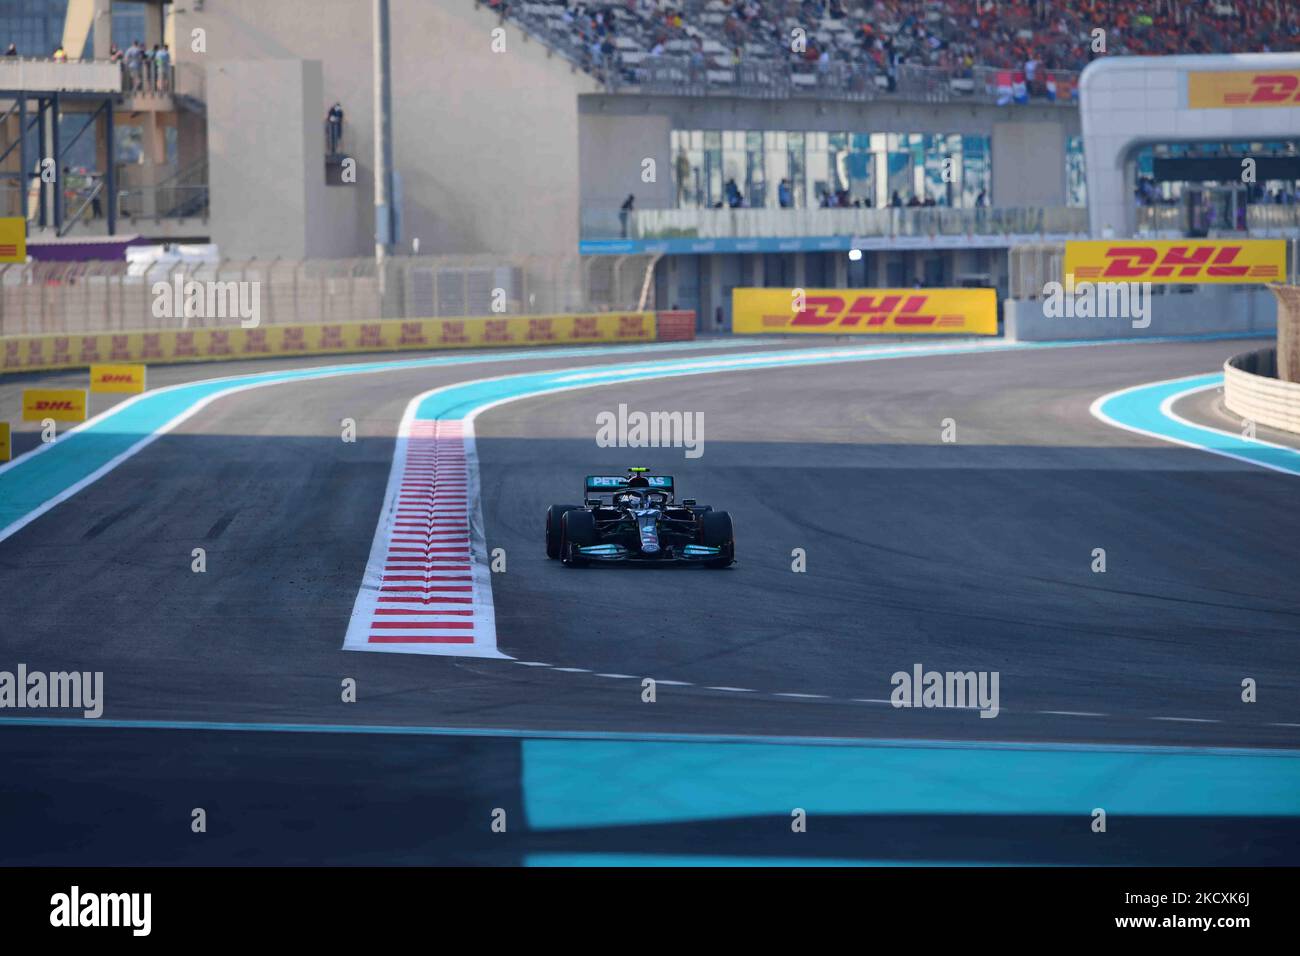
[494,0,1300,90]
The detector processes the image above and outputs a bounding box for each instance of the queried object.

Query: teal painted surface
[1096,373,1300,476]
[522,739,1300,829]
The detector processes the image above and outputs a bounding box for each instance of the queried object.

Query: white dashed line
[706,686,756,693]
[512,661,553,667]
[1150,717,1221,724]
[594,673,638,679]
[551,667,591,673]
[774,693,830,699]
[1040,710,1107,718]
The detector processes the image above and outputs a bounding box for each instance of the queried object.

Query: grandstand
[1,0,1298,329]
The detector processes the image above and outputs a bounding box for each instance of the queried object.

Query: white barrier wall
[1004,286,1277,341]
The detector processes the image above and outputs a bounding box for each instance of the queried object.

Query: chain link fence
[0,253,661,337]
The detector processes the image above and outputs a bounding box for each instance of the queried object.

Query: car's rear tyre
[700,510,735,568]
[560,509,596,567]
[546,504,580,559]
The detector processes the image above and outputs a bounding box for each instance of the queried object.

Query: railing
[1136,204,1300,237]
[587,205,1088,242]
[601,55,1078,105]
[0,56,121,93]
[0,253,660,337]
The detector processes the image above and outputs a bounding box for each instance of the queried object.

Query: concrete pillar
[833,250,847,288]
[93,0,113,59]
[1271,285,1300,383]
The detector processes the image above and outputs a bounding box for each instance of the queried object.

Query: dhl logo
[1189,70,1300,109]
[733,287,998,335]
[1065,240,1285,285]
[89,364,146,393]
[791,294,970,329]
[22,389,86,421]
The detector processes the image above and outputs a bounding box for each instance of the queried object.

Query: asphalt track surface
[1,336,1297,864]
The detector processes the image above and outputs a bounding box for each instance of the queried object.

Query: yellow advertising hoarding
[1,313,661,374]
[22,388,87,422]
[89,363,147,393]
[0,421,10,462]
[732,287,999,335]
[0,217,26,263]
[1064,239,1285,285]
[1188,70,1300,109]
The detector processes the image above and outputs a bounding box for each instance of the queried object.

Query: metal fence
[0,254,661,337]
[602,56,1078,106]
[601,205,1089,242]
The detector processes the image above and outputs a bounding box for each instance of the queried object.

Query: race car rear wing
[585,475,674,495]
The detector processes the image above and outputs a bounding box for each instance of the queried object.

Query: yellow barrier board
[1188,70,1300,109]
[732,287,998,335]
[89,363,147,393]
[0,421,9,462]
[1064,239,1286,285]
[22,388,87,422]
[0,217,25,263]
[0,313,659,374]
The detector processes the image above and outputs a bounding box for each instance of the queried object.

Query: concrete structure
[1224,347,1300,434]
[1079,53,1300,239]
[177,1,601,259]
[1004,285,1277,341]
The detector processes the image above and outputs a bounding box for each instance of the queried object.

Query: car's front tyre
[560,509,596,567]
[546,504,580,559]
[700,510,735,568]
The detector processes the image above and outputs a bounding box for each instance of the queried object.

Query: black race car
[545,468,735,568]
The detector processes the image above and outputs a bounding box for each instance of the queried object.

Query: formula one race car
[545,468,735,568]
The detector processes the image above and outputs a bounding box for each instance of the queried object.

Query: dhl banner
[0,421,9,462]
[1188,70,1300,109]
[1064,240,1286,285]
[0,217,25,263]
[22,388,87,423]
[732,288,998,335]
[89,363,147,394]
[0,312,680,375]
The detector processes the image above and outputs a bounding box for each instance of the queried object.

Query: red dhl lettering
[1100,245,1250,279]
[32,400,75,410]
[792,295,941,327]
[98,374,134,382]
[1249,74,1300,103]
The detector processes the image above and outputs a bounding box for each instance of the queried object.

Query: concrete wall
[1004,285,1277,341]
[579,94,1079,212]
[1224,348,1300,433]
[177,0,599,259]
[579,110,674,212]
[991,120,1065,208]
[207,59,317,259]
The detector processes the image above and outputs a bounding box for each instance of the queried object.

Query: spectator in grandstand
[976,189,987,207]
[52,46,67,62]
[725,178,744,208]
[620,193,635,237]
[778,178,793,208]
[125,40,144,90]
[327,103,344,154]
[890,190,902,208]
[155,44,171,91]
[4,43,16,57]
[675,149,691,205]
